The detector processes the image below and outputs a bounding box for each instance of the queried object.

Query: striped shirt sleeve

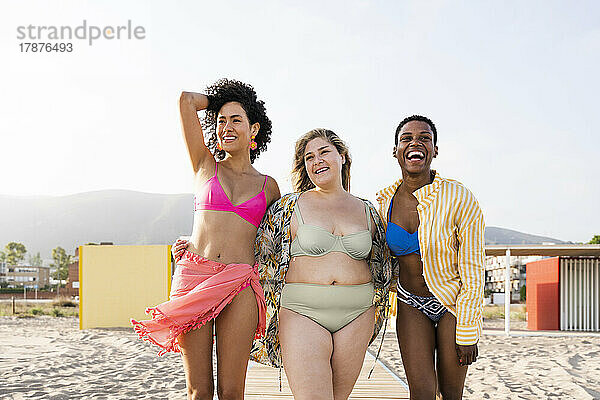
[455,188,485,345]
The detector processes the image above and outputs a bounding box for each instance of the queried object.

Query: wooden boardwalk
[244,352,409,399]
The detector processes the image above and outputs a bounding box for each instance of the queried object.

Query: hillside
[0,190,569,258]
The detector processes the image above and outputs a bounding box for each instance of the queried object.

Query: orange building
[526,258,560,330]
[526,256,599,331]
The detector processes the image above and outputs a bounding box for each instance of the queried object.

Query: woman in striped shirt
[376,115,485,399]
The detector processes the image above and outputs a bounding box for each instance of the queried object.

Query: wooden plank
[244,353,409,399]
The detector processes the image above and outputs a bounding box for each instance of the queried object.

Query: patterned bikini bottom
[396,282,447,324]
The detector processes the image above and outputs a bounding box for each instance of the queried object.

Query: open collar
[377,170,442,209]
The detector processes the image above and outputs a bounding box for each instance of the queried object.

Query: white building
[0,262,6,283]
[2,265,50,289]
[485,255,542,294]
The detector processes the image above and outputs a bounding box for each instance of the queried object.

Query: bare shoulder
[348,193,371,208]
[333,193,370,218]
[264,175,281,206]
[350,195,379,233]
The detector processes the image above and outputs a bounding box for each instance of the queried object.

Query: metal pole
[585,259,589,331]
[505,248,511,335]
[12,296,15,314]
[570,260,574,330]
[560,260,565,330]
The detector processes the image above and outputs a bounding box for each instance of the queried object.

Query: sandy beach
[1,316,599,399]
[367,322,600,400]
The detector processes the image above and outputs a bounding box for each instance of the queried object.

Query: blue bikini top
[386,201,420,256]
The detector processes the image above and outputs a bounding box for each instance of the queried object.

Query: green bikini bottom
[280,281,374,333]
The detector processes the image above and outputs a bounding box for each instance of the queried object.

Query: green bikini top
[290,201,373,260]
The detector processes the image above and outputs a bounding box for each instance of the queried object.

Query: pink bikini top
[194,162,268,228]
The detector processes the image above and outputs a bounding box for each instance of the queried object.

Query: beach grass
[52,297,77,308]
[0,297,78,318]
[483,304,526,321]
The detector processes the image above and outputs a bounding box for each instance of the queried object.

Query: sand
[1,316,599,399]
[367,322,600,400]
[1,316,187,399]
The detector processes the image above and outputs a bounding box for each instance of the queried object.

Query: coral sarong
[131,250,266,356]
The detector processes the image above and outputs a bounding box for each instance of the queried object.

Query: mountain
[0,190,569,258]
[484,226,568,245]
[0,190,193,258]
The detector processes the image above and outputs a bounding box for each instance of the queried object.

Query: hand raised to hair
[456,343,478,366]
[171,239,189,262]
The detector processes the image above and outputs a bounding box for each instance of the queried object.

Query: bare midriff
[286,253,372,285]
[397,253,432,297]
[187,210,258,266]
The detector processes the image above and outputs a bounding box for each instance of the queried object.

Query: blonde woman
[251,129,392,400]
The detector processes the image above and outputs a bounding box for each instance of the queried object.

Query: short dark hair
[202,79,272,163]
[395,115,437,146]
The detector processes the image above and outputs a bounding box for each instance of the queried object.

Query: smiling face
[394,120,438,175]
[216,101,259,154]
[303,137,345,189]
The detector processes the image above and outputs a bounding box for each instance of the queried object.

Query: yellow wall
[79,245,171,329]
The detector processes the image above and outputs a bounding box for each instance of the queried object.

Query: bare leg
[178,320,215,400]
[279,307,334,400]
[436,313,468,400]
[396,300,437,400]
[331,306,375,400]
[214,286,259,400]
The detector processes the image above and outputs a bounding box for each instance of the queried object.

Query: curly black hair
[395,115,437,146]
[202,79,272,163]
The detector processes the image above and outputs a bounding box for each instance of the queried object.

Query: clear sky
[2,0,599,243]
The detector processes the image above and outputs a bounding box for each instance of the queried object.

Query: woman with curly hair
[131,79,280,400]
[376,115,485,399]
[250,129,393,399]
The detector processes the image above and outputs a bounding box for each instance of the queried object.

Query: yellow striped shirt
[376,172,485,345]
